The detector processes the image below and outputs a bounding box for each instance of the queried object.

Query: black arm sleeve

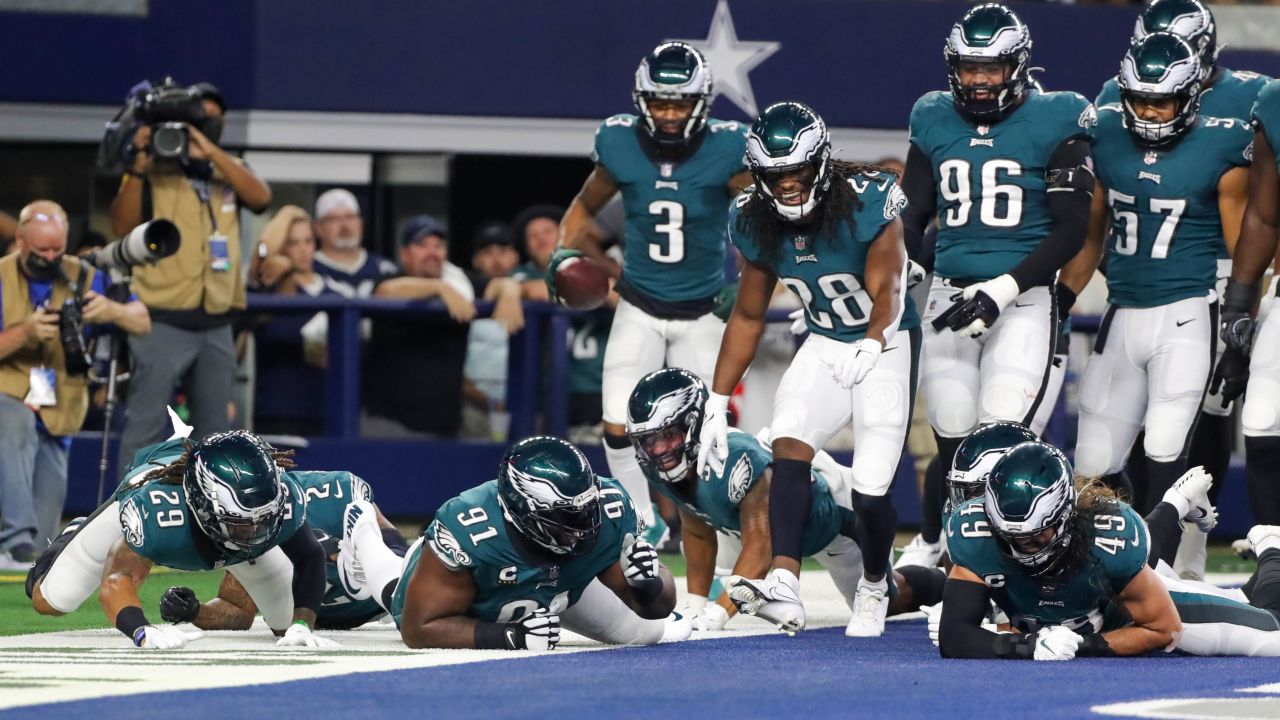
[901,142,938,269]
[938,578,1035,659]
[279,520,325,617]
[1006,136,1094,291]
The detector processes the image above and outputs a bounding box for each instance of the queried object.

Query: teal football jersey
[649,430,854,558]
[288,471,384,626]
[390,477,641,626]
[593,116,746,303]
[945,498,1148,633]
[727,172,920,342]
[1098,67,1269,121]
[116,439,306,572]
[1252,80,1280,177]
[1092,106,1251,308]
[909,90,1095,282]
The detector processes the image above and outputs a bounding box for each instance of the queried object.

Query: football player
[699,101,920,637]
[1217,80,1280,530]
[340,436,689,650]
[27,429,336,649]
[1096,0,1270,582]
[554,42,752,529]
[939,441,1280,659]
[1060,34,1250,515]
[897,3,1096,568]
[627,368,944,634]
[155,472,409,631]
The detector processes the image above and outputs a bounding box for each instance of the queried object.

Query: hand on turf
[696,392,730,478]
[136,624,203,650]
[1032,625,1082,661]
[505,609,560,651]
[159,586,201,624]
[276,622,341,649]
[922,602,942,647]
[690,603,730,632]
[830,338,882,389]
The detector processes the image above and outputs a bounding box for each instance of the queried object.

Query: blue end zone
[8,620,1280,720]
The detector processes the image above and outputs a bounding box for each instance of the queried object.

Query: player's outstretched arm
[1231,129,1280,295]
[100,537,200,649]
[279,521,326,631]
[560,165,622,278]
[863,218,908,348]
[711,260,776,396]
[1098,565,1181,656]
[598,559,676,620]
[680,509,721,608]
[1059,181,1108,296]
[160,574,258,631]
[729,472,775,599]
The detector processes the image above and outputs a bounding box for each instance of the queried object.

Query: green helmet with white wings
[1134,0,1217,80]
[626,367,707,485]
[944,3,1034,122]
[948,422,1038,510]
[633,41,712,148]
[1119,32,1203,147]
[984,442,1077,577]
[745,101,833,222]
[497,436,602,557]
[183,431,288,562]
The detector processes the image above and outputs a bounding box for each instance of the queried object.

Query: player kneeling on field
[338,436,690,650]
[28,428,336,649]
[627,368,944,635]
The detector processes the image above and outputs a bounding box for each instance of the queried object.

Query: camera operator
[108,82,271,478]
[0,201,149,569]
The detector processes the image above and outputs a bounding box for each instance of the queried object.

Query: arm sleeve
[900,142,937,268]
[938,578,1034,659]
[1006,137,1094,291]
[279,520,325,616]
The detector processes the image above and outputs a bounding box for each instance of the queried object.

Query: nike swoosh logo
[1014,301,1034,308]
[505,628,518,647]
[1176,319,1194,327]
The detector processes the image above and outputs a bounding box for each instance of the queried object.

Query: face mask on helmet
[500,483,602,556]
[633,42,712,149]
[1118,33,1203,147]
[746,102,834,223]
[497,437,604,557]
[632,425,697,484]
[183,431,287,561]
[627,368,707,484]
[944,5,1033,122]
[983,443,1078,577]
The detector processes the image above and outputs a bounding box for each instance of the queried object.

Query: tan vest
[131,165,246,314]
[0,253,92,436]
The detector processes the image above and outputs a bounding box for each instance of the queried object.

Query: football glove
[1220,280,1259,354]
[696,392,730,477]
[661,611,694,643]
[831,338,882,389]
[543,248,583,305]
[135,624,203,650]
[922,603,1001,648]
[276,622,341,649]
[1032,625,1082,661]
[1210,346,1250,407]
[690,603,730,632]
[905,259,926,289]
[934,274,1021,339]
[505,609,560,651]
[159,586,201,624]
[787,308,807,336]
[712,282,738,321]
[621,539,663,602]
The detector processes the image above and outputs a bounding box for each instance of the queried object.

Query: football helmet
[944,3,1033,122]
[1133,0,1217,81]
[497,436,602,556]
[1118,32,1203,147]
[983,441,1077,577]
[626,367,707,484]
[745,101,833,222]
[633,41,712,148]
[183,431,288,562]
[948,422,1038,510]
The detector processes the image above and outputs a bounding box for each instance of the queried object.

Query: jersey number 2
[648,200,685,263]
[782,274,873,331]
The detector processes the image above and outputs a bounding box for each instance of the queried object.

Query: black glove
[1210,346,1250,407]
[1221,280,1259,354]
[159,586,201,624]
[1053,283,1077,326]
[932,291,999,337]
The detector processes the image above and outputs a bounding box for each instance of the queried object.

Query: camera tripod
[91,271,134,504]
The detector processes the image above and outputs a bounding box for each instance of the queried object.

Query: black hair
[736,160,890,268]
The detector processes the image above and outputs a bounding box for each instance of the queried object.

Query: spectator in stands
[510,204,564,301]
[0,201,149,568]
[109,81,270,481]
[312,189,397,297]
[249,205,339,435]
[468,220,520,285]
[362,215,476,438]
[461,222,526,440]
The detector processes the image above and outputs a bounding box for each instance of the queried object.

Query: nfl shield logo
[660,163,673,178]
[794,235,806,251]
[977,125,990,136]
[1144,151,1158,166]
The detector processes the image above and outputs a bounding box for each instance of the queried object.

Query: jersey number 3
[648,200,685,263]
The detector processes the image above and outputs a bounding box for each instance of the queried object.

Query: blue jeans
[0,393,69,549]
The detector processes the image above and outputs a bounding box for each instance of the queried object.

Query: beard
[330,233,360,250]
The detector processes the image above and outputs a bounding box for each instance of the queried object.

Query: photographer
[108,81,271,477]
[0,201,148,569]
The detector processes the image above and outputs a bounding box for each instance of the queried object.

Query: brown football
[554,255,610,310]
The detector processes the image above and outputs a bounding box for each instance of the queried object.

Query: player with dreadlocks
[698,101,920,637]
[27,418,336,649]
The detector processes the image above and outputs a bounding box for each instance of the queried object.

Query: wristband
[1224,280,1260,312]
[115,605,149,643]
[475,621,514,650]
[292,619,311,630]
[993,631,1036,659]
[1076,632,1115,657]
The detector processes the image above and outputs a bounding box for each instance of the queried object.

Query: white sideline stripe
[1093,695,1280,720]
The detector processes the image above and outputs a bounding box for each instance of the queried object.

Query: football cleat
[1164,465,1218,533]
[338,500,380,601]
[728,569,805,634]
[845,577,890,637]
[1248,525,1280,558]
[894,533,947,569]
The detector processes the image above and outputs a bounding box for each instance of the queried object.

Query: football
[554,255,610,310]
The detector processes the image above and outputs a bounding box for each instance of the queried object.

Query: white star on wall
[675,0,780,118]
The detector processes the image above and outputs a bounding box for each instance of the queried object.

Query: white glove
[922,603,943,647]
[787,308,807,336]
[690,603,730,632]
[661,611,694,643]
[1032,625,1083,661]
[136,624,203,650]
[276,622,342,649]
[831,338,882,389]
[906,259,926,289]
[621,539,660,588]
[959,273,1021,338]
[696,392,730,477]
[510,610,560,651]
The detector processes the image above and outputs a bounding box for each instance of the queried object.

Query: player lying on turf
[626,367,944,635]
[155,473,409,631]
[27,423,336,649]
[336,436,691,650]
[938,440,1280,659]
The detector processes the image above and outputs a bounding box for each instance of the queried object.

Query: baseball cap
[315,189,361,220]
[473,221,513,251]
[401,214,448,246]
